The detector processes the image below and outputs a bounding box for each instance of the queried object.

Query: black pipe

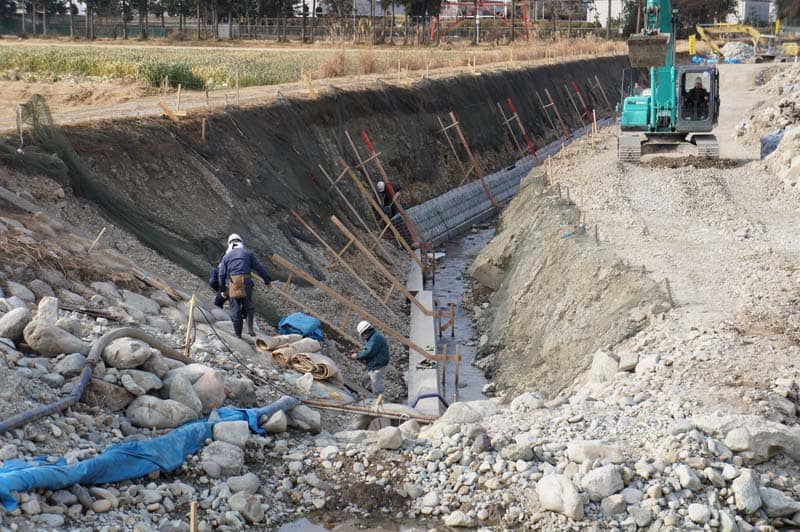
[0,327,190,435]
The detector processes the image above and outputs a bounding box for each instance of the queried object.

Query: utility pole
[197,0,201,40]
[510,0,515,41]
[474,0,478,43]
[69,0,74,37]
[606,0,612,39]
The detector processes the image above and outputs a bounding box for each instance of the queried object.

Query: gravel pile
[722,41,755,62]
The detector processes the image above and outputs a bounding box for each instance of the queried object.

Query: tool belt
[228,274,250,299]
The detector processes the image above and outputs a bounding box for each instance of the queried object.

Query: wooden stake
[176,84,182,112]
[183,294,196,358]
[448,112,500,212]
[454,344,461,402]
[665,278,674,306]
[236,65,240,105]
[189,501,198,532]
[201,118,208,145]
[87,226,106,253]
[441,342,447,387]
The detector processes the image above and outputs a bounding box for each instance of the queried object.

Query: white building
[586,0,624,27]
[726,0,776,24]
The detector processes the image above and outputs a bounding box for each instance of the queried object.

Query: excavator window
[681,72,711,121]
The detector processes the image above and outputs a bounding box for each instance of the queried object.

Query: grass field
[0,37,622,89]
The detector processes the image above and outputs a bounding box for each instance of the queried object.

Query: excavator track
[694,134,720,158]
[618,134,643,163]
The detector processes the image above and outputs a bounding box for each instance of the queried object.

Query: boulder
[57,289,87,307]
[376,426,403,450]
[732,469,762,514]
[91,282,121,300]
[1,297,27,312]
[443,510,474,527]
[120,369,162,394]
[201,441,244,476]
[164,363,214,389]
[193,370,226,414]
[566,440,624,464]
[227,473,260,495]
[213,421,251,449]
[694,414,800,463]
[126,396,198,429]
[54,353,87,378]
[438,400,497,425]
[588,350,619,382]
[581,464,624,502]
[122,290,160,315]
[288,405,322,433]
[5,281,35,302]
[33,296,59,324]
[28,280,54,299]
[260,410,288,434]
[618,352,639,372]
[169,374,203,415]
[510,392,546,412]
[0,307,31,342]
[55,317,82,337]
[688,503,711,524]
[675,464,702,491]
[537,474,584,520]
[224,377,257,407]
[102,338,154,369]
[23,320,89,357]
[759,487,800,517]
[600,494,626,516]
[140,351,171,378]
[84,379,135,411]
[500,443,534,462]
[228,492,263,524]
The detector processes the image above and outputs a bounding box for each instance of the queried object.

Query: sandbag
[255,334,303,352]
[291,338,321,353]
[281,371,353,403]
[288,352,341,381]
[271,346,297,366]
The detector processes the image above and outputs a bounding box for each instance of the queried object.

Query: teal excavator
[619,0,720,162]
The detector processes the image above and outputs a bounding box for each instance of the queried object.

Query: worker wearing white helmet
[218,233,272,338]
[351,320,390,395]
[375,180,402,218]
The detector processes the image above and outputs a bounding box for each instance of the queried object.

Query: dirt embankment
[469,173,669,398]
[1,55,627,329]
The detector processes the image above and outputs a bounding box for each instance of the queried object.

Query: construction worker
[208,265,226,308]
[684,77,710,120]
[350,320,390,395]
[218,234,272,338]
[376,181,401,218]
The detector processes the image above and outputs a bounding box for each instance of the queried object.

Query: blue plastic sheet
[0,397,298,511]
[278,312,323,340]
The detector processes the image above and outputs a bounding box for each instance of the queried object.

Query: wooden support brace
[448,111,500,213]
[272,254,444,361]
[496,101,523,153]
[535,90,559,135]
[563,84,586,126]
[544,88,570,137]
[437,115,467,176]
[594,74,613,112]
[506,97,538,161]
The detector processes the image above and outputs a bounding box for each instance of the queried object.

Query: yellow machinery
[695,23,779,61]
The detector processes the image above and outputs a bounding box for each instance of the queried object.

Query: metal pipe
[0,328,190,435]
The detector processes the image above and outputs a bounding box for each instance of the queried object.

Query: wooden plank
[448,111,500,212]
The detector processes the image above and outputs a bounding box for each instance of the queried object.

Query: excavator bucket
[628,34,670,67]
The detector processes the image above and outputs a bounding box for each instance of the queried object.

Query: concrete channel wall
[405,119,613,246]
[405,119,614,412]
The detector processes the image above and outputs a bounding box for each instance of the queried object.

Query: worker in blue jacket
[350,320,390,394]
[208,265,226,308]
[218,233,272,338]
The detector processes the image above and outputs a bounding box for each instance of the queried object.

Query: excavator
[695,23,799,62]
[618,0,720,162]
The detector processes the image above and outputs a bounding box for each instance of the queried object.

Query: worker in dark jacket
[208,265,226,308]
[350,320,390,394]
[218,233,272,338]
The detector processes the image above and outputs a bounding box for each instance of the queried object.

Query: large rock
[120,369,163,394]
[287,405,322,433]
[510,392,546,412]
[438,400,497,425]
[537,474,584,520]
[500,443,534,462]
[28,280,55,300]
[588,350,619,382]
[102,338,154,369]
[376,427,403,450]
[169,375,203,415]
[0,307,31,342]
[732,469,762,514]
[759,487,800,517]
[164,363,215,389]
[213,421,251,449]
[122,290,160,315]
[201,441,244,476]
[23,320,89,357]
[33,296,59,324]
[566,440,624,464]
[688,503,711,524]
[5,281,35,302]
[224,377,256,407]
[193,370,226,414]
[91,282,121,300]
[140,351,172,378]
[54,353,87,378]
[675,464,702,491]
[694,414,800,463]
[581,465,624,502]
[443,510,474,527]
[126,396,198,429]
[227,473,260,495]
[83,379,135,411]
[260,410,288,434]
[228,492,264,524]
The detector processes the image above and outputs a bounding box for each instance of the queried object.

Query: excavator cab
[675,65,719,131]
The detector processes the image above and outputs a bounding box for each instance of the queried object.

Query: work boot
[246,313,255,337]
[233,320,243,338]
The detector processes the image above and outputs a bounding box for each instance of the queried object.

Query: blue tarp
[278,312,324,340]
[0,397,298,511]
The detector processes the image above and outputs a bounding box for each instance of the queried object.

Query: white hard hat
[376,181,385,193]
[356,320,372,335]
[227,233,242,245]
